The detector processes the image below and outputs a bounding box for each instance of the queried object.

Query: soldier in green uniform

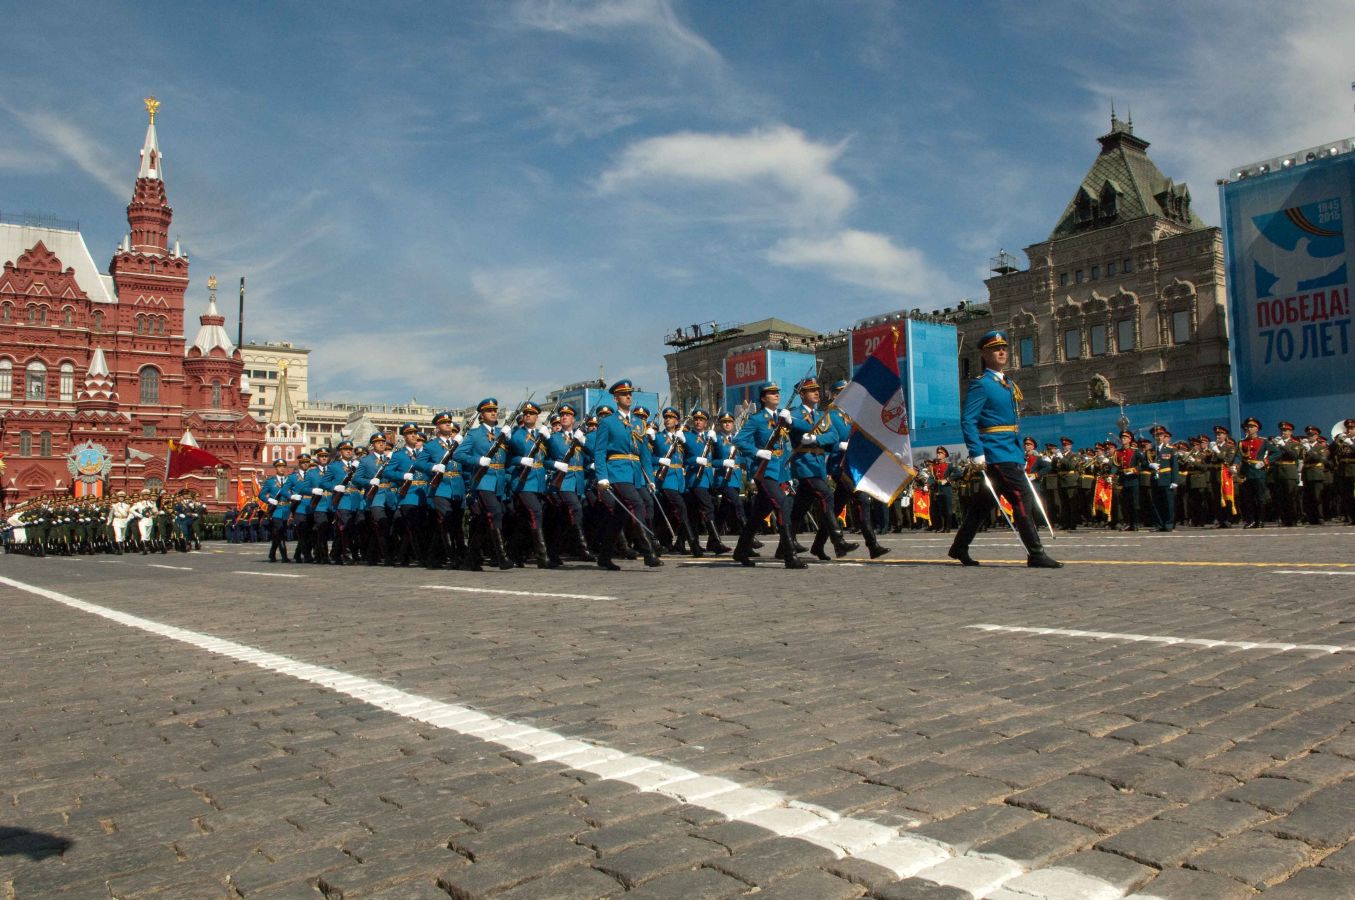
[1333,418,1355,524]
[1299,425,1329,525]
[1270,421,1302,526]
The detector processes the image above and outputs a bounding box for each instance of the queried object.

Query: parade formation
[7,331,1352,567]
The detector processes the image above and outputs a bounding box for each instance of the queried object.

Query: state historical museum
[0,99,264,508]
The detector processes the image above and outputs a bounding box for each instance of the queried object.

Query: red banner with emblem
[1220,466,1237,514]
[913,487,931,523]
[1093,476,1114,516]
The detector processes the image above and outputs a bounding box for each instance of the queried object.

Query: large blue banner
[1221,153,1354,429]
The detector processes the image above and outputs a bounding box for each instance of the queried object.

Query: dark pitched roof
[1050,117,1207,240]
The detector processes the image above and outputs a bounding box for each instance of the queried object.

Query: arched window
[59,362,75,401]
[26,305,37,324]
[39,431,52,456]
[62,307,73,326]
[0,358,10,397]
[25,361,47,400]
[152,317,162,335]
[139,366,160,404]
[37,306,47,325]
[92,309,104,331]
[216,471,229,500]
[19,430,32,455]
[1,303,11,322]
[144,476,163,494]
[136,315,147,335]
[211,379,223,408]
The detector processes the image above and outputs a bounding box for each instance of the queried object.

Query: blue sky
[3,0,1353,406]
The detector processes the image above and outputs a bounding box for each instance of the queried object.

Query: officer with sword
[947,330,1062,569]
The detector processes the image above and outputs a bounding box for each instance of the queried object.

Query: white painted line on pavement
[230,570,305,579]
[967,623,1351,655]
[148,564,193,571]
[422,585,618,601]
[0,574,1119,900]
[1271,570,1355,576]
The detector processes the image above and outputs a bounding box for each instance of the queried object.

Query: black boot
[780,523,808,569]
[705,523,731,555]
[828,519,859,558]
[532,527,554,569]
[809,535,831,561]
[948,543,980,566]
[1027,553,1063,568]
[572,522,596,562]
[732,526,756,567]
[490,527,514,570]
[684,522,704,558]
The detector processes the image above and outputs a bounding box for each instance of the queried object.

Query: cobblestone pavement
[2,527,1354,899]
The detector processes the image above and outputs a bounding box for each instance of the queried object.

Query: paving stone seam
[967,624,1353,654]
[1,574,1127,900]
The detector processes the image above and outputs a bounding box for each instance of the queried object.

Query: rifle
[363,454,396,504]
[469,393,536,495]
[715,404,754,489]
[550,426,587,491]
[428,411,478,493]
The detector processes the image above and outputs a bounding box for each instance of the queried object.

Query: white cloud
[768,229,954,302]
[470,267,558,312]
[4,106,125,199]
[599,125,856,226]
[513,0,719,60]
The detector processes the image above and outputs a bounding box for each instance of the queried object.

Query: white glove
[695,456,709,466]
[1169,483,1178,490]
[537,424,551,438]
[756,449,773,461]
[597,478,610,488]
[675,432,686,444]
[290,494,302,501]
[588,463,596,471]
[499,424,513,438]
[572,429,586,443]
[722,459,737,469]
[478,456,492,467]
[267,498,279,506]
[311,488,324,496]
[369,478,380,487]
[333,484,347,494]
[777,409,793,425]
[800,434,816,446]
[518,456,534,468]
[658,457,673,467]
[452,435,463,445]
[646,425,659,437]
[432,464,447,474]
[838,441,849,451]
[1208,441,1218,452]
[402,473,414,482]
[707,429,718,441]
[553,461,569,473]
[972,455,987,468]
[1149,462,1160,471]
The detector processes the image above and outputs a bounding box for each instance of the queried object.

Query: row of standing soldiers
[252,378,893,571]
[2,490,207,555]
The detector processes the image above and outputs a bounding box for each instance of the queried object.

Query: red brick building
[0,99,264,509]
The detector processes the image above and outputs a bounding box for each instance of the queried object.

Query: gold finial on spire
[145,96,160,124]
[207,275,218,291]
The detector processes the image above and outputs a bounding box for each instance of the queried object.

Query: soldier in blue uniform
[710,411,748,542]
[732,382,805,568]
[545,403,594,565]
[415,411,465,568]
[788,377,859,560]
[379,424,424,565]
[947,331,1061,568]
[590,379,663,571]
[508,401,553,568]
[290,453,318,562]
[683,409,730,554]
[632,404,660,541]
[325,439,361,564]
[357,432,396,564]
[261,458,293,562]
[824,379,889,559]
[307,447,335,562]
[653,406,702,557]
[454,398,514,570]
[1149,427,1179,531]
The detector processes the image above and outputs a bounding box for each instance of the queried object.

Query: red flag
[1093,476,1114,517]
[913,487,931,523]
[166,439,225,479]
[1220,466,1237,514]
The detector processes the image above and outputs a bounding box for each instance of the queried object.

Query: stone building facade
[0,100,264,508]
[981,117,1231,414]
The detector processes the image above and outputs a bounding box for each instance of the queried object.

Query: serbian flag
[1093,476,1114,516]
[1220,466,1237,514]
[835,326,916,503]
[913,487,931,523]
[997,493,1014,519]
[166,439,226,479]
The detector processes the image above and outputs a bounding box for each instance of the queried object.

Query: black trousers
[429,495,466,564]
[1118,480,1141,529]
[952,462,1046,557]
[598,482,651,554]
[269,518,289,560]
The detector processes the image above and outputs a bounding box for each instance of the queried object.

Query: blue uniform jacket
[547,432,587,495]
[591,412,649,488]
[357,452,397,509]
[332,459,366,512]
[416,437,465,500]
[651,430,688,492]
[382,446,424,507]
[316,459,351,513]
[684,430,718,490]
[961,370,1024,465]
[713,432,745,489]
[293,466,322,516]
[825,408,851,482]
[1150,444,1178,487]
[789,402,836,480]
[508,426,549,493]
[454,424,510,494]
[735,407,791,482]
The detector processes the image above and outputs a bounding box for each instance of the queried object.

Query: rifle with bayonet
[427,411,477,493]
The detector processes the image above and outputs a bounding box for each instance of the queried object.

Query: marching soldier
[947,331,1061,568]
[1334,418,1355,524]
[788,377,858,560]
[652,406,702,557]
[508,401,553,568]
[1184,437,1211,526]
[824,379,889,559]
[307,448,335,562]
[711,410,751,543]
[261,459,293,562]
[1054,437,1081,531]
[732,382,805,568]
[590,379,664,571]
[1149,427,1179,531]
[454,399,515,571]
[683,409,731,555]
[545,403,594,565]
[325,439,361,564]
[1114,431,1145,531]
[930,446,954,533]
[1207,425,1238,527]
[416,412,466,569]
[357,433,397,564]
